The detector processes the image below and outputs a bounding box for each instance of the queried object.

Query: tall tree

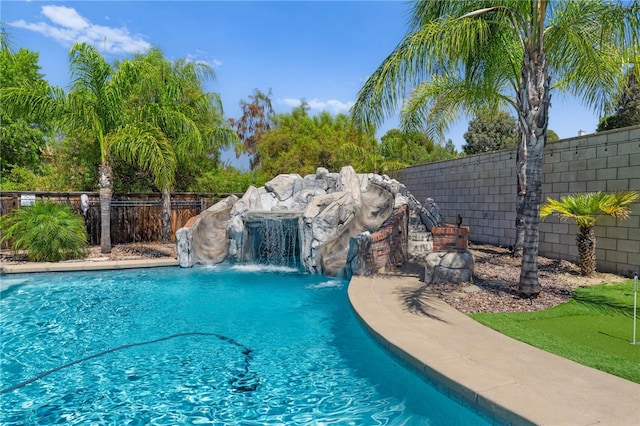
[0,41,51,175]
[379,129,458,164]
[121,48,238,241]
[229,88,276,170]
[255,105,388,178]
[462,111,517,154]
[352,0,639,297]
[66,43,153,252]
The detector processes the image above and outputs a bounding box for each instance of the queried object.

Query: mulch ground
[0,242,176,263]
[427,243,627,314]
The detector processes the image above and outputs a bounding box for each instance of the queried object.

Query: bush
[0,201,89,262]
[192,166,263,194]
[0,166,42,191]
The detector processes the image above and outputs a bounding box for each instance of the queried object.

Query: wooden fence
[0,191,233,246]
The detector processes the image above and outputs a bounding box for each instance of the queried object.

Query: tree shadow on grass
[572,292,634,317]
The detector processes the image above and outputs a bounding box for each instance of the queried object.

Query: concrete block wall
[398,125,640,276]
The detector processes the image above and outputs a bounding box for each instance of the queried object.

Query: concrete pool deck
[2,259,638,425]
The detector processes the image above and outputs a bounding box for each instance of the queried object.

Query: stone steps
[407,213,432,262]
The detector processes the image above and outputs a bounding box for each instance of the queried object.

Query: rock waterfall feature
[176,166,473,280]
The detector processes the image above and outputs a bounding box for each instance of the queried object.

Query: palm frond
[400,72,516,139]
[548,0,640,115]
[109,124,177,190]
[353,0,524,134]
[540,191,639,228]
[600,190,640,219]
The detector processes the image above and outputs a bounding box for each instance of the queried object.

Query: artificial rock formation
[176,165,473,281]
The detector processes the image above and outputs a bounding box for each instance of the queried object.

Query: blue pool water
[1,266,493,425]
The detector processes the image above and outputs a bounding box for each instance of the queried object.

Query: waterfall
[242,213,301,268]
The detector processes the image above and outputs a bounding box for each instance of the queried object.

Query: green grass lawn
[470,279,640,383]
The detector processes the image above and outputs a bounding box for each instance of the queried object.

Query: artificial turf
[470,279,640,383]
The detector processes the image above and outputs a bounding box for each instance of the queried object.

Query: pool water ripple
[1,267,493,425]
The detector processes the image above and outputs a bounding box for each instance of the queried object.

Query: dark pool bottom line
[1,332,258,395]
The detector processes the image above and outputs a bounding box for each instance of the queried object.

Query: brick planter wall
[432,225,469,252]
[368,205,409,272]
[346,205,409,277]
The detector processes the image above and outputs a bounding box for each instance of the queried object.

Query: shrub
[192,166,263,194]
[0,201,89,262]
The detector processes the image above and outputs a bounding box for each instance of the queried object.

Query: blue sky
[3,0,601,169]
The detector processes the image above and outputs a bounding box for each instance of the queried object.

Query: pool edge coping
[1,258,178,274]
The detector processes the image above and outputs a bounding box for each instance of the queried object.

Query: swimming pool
[1,266,492,425]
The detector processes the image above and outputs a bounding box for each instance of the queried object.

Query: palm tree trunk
[519,147,544,297]
[513,131,527,257]
[516,29,550,297]
[577,226,596,277]
[161,187,172,243]
[99,162,112,253]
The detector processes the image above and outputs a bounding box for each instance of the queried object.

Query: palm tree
[123,48,238,241]
[64,43,147,253]
[540,191,639,276]
[2,41,237,246]
[352,0,639,297]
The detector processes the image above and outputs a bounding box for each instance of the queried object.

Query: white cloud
[281,98,302,108]
[42,5,89,30]
[9,5,150,55]
[186,51,223,69]
[279,98,354,115]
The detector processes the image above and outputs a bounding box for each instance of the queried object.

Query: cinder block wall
[398,125,640,275]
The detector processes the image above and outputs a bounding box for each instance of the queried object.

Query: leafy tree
[192,165,263,194]
[541,191,639,276]
[462,111,517,154]
[229,88,275,170]
[444,139,457,154]
[42,133,101,191]
[0,201,89,262]
[255,105,390,178]
[0,166,47,191]
[380,129,458,164]
[352,1,639,297]
[597,65,640,131]
[546,129,560,143]
[0,40,51,175]
[379,129,431,164]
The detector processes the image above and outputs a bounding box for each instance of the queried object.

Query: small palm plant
[540,191,639,276]
[0,201,89,262]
